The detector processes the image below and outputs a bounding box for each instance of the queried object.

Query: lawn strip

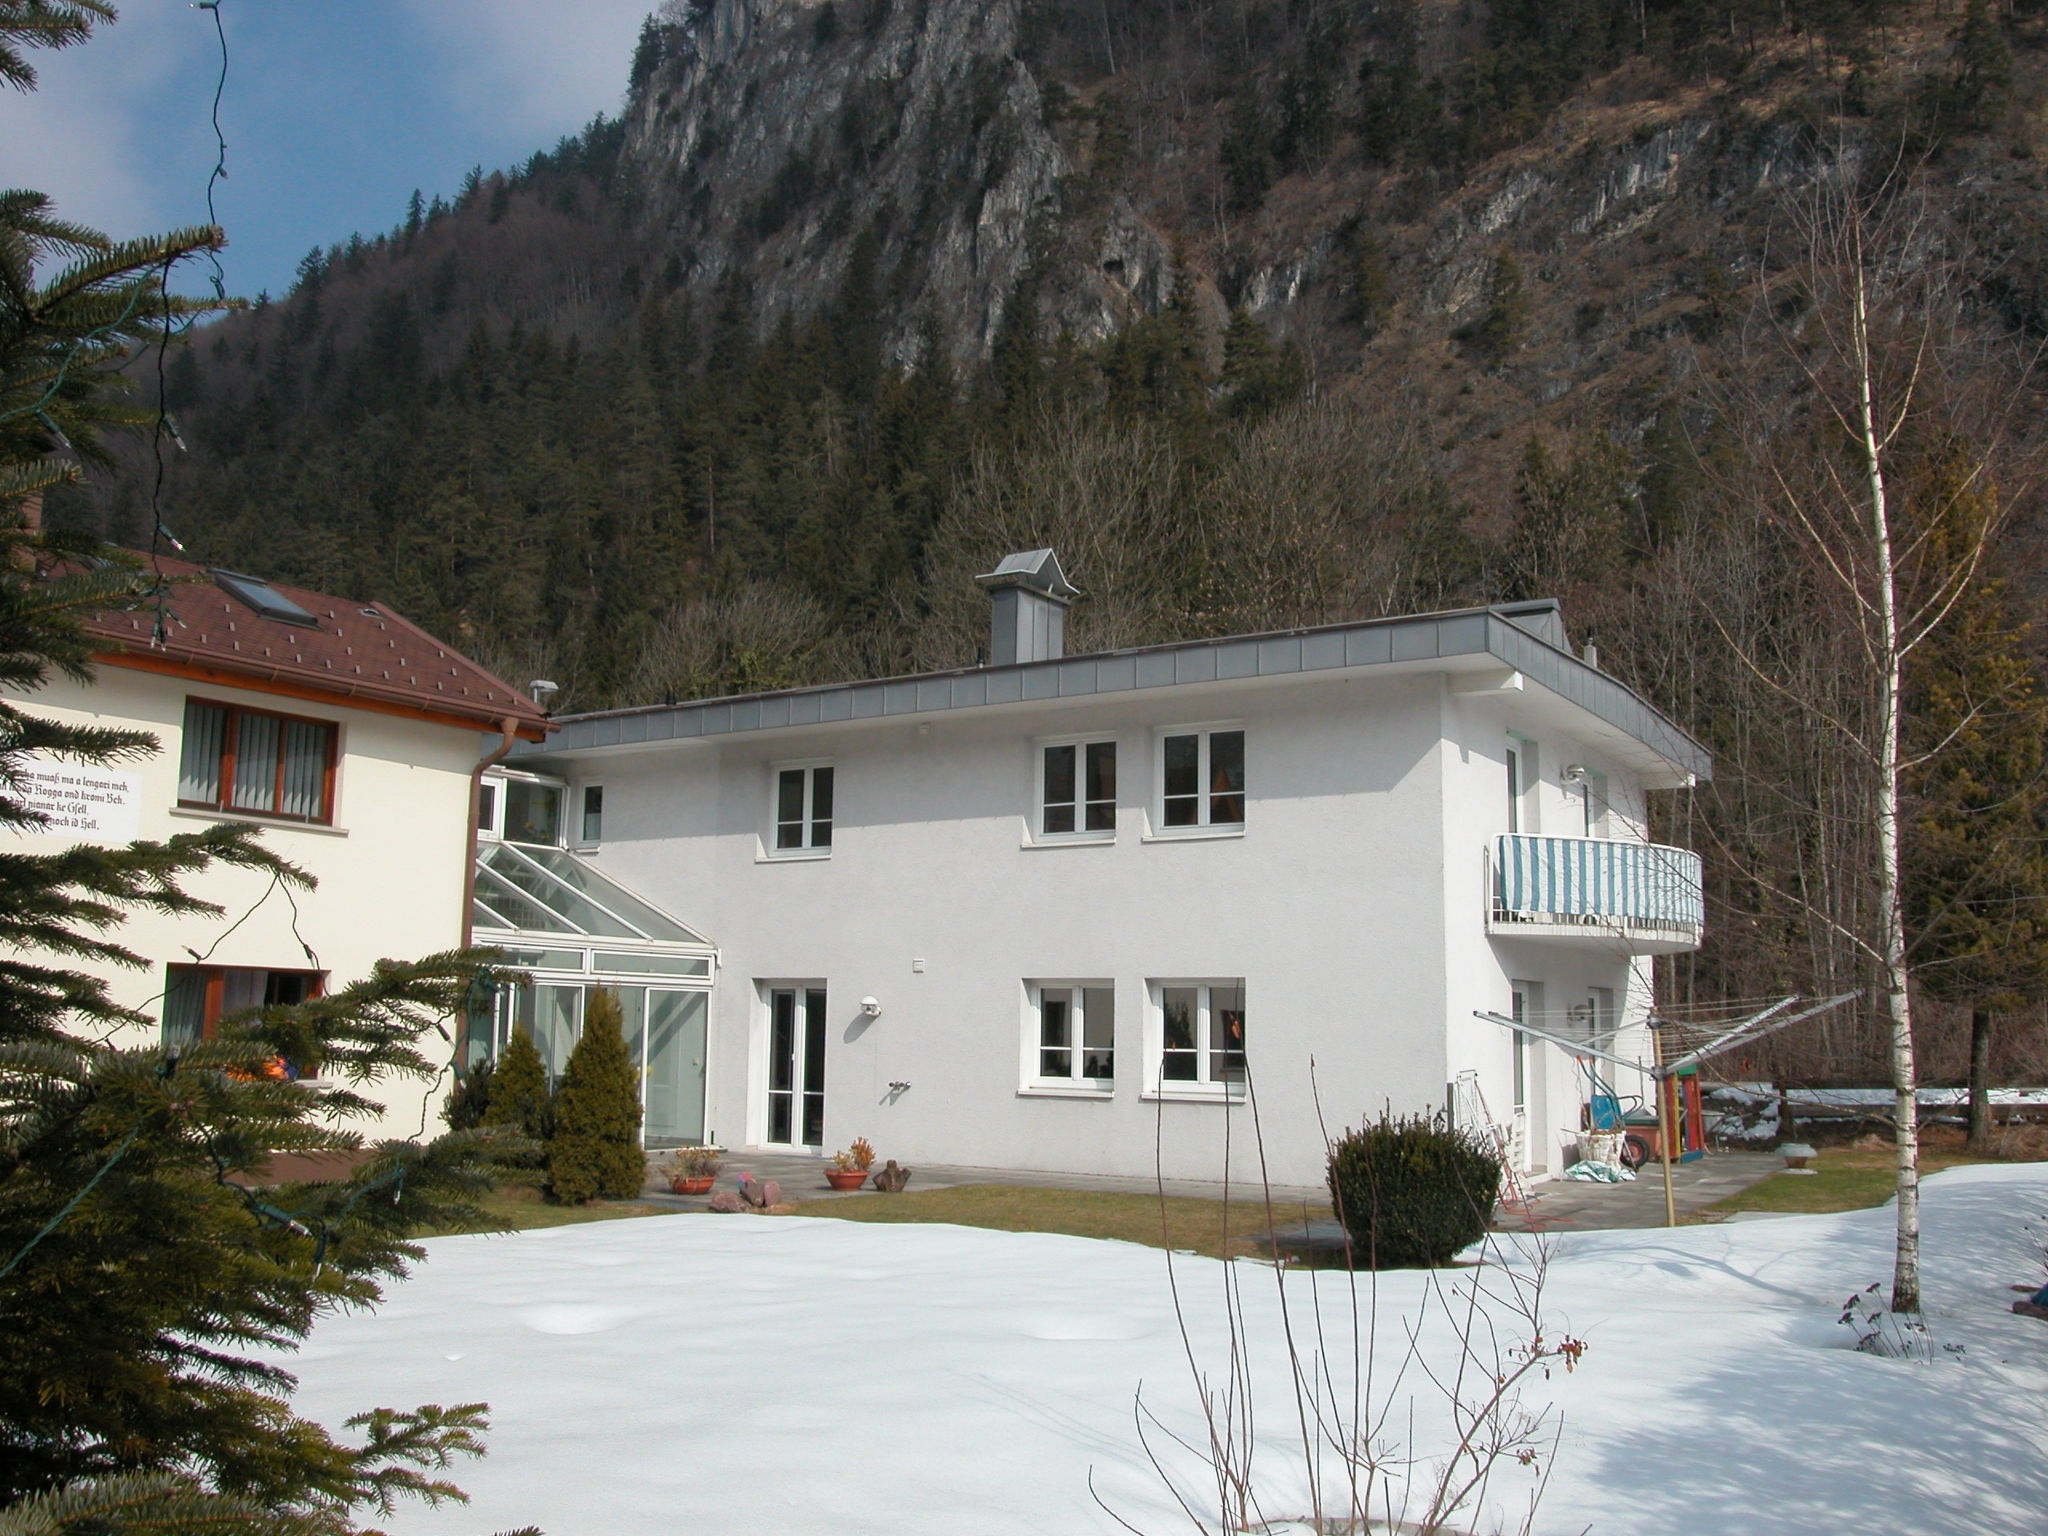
[422,1183,681,1234]
[1699,1146,1988,1217]
[788,1182,1331,1262]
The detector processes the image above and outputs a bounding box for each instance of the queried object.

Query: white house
[486,552,1710,1189]
[5,556,551,1140]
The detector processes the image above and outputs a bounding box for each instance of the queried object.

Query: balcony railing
[1489,834,1703,950]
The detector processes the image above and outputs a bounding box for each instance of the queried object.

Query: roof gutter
[94,646,550,739]
[462,717,522,953]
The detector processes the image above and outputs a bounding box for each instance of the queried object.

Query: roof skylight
[212,569,319,628]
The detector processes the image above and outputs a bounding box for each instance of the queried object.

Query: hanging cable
[146,0,232,637]
[195,1,230,312]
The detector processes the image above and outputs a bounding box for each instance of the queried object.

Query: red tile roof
[82,557,553,739]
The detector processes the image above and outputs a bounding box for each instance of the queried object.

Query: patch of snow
[1717,1083,2048,1109]
[266,1165,2048,1535]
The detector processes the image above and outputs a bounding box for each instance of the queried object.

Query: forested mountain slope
[51,0,2048,1080]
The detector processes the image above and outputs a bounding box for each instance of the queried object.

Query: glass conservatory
[469,773,717,1146]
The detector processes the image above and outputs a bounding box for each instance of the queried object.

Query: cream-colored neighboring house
[4,557,550,1139]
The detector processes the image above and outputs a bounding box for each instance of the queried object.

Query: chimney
[975,549,1079,666]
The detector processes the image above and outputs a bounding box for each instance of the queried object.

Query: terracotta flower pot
[823,1168,868,1192]
[670,1175,715,1195]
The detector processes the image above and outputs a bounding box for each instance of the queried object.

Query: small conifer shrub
[1326,1111,1503,1269]
[480,1022,551,1169]
[546,989,645,1204]
[442,1055,494,1131]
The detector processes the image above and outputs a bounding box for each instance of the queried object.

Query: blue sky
[2,0,655,301]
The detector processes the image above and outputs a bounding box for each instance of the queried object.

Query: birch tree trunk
[1848,255,1921,1314]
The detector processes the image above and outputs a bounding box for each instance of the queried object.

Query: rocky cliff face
[612,0,1952,414]
[625,0,1069,365]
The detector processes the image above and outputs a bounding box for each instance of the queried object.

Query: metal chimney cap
[974,548,1079,603]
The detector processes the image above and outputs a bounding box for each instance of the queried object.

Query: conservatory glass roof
[471,841,709,946]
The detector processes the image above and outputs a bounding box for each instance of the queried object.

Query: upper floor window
[1577,768,1608,837]
[577,784,605,847]
[1158,727,1244,831]
[480,773,565,845]
[1041,739,1116,838]
[773,763,834,853]
[178,700,336,824]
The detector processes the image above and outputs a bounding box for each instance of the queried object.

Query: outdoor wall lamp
[1562,763,1590,782]
[860,996,883,1017]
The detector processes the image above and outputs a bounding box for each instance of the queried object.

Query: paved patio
[636,1146,1787,1233]
[1495,1149,1784,1230]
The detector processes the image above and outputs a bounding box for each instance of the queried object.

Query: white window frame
[755,979,829,1148]
[479,769,568,846]
[1143,978,1247,1101]
[1147,723,1246,840]
[1579,768,1609,838]
[1030,734,1118,845]
[765,760,834,859]
[1019,980,1117,1096]
[574,782,605,848]
[1505,732,1537,835]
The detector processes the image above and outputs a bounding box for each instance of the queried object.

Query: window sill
[756,848,831,864]
[1142,1085,1248,1104]
[169,806,349,838]
[1018,1082,1116,1100]
[1141,826,1245,844]
[1021,833,1116,850]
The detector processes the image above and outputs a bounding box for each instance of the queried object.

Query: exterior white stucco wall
[552,662,1687,1189]
[1438,686,1662,1176]
[5,666,482,1139]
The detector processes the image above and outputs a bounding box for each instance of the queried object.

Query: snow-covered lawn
[280,1164,2048,1535]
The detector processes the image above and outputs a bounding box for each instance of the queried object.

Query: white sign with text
[13,754,143,842]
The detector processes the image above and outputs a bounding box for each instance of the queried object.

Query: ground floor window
[1026,982,1115,1090]
[162,965,323,1074]
[1151,980,1246,1096]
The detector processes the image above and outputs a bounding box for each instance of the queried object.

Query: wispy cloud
[0,4,219,241]
[1,1,654,296]
[400,0,649,140]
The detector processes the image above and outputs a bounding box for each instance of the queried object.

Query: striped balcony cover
[1494,835,1704,930]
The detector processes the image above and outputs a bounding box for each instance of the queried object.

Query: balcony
[1487,834,1704,954]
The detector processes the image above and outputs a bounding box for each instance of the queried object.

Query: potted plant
[824,1142,872,1191]
[667,1146,721,1195]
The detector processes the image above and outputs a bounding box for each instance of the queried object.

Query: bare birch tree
[1708,157,2030,1314]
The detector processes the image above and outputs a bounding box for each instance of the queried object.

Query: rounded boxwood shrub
[1326,1111,1503,1269]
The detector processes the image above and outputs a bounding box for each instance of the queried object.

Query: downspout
[462,716,522,948]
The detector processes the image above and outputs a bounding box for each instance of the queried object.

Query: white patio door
[765,986,826,1147]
